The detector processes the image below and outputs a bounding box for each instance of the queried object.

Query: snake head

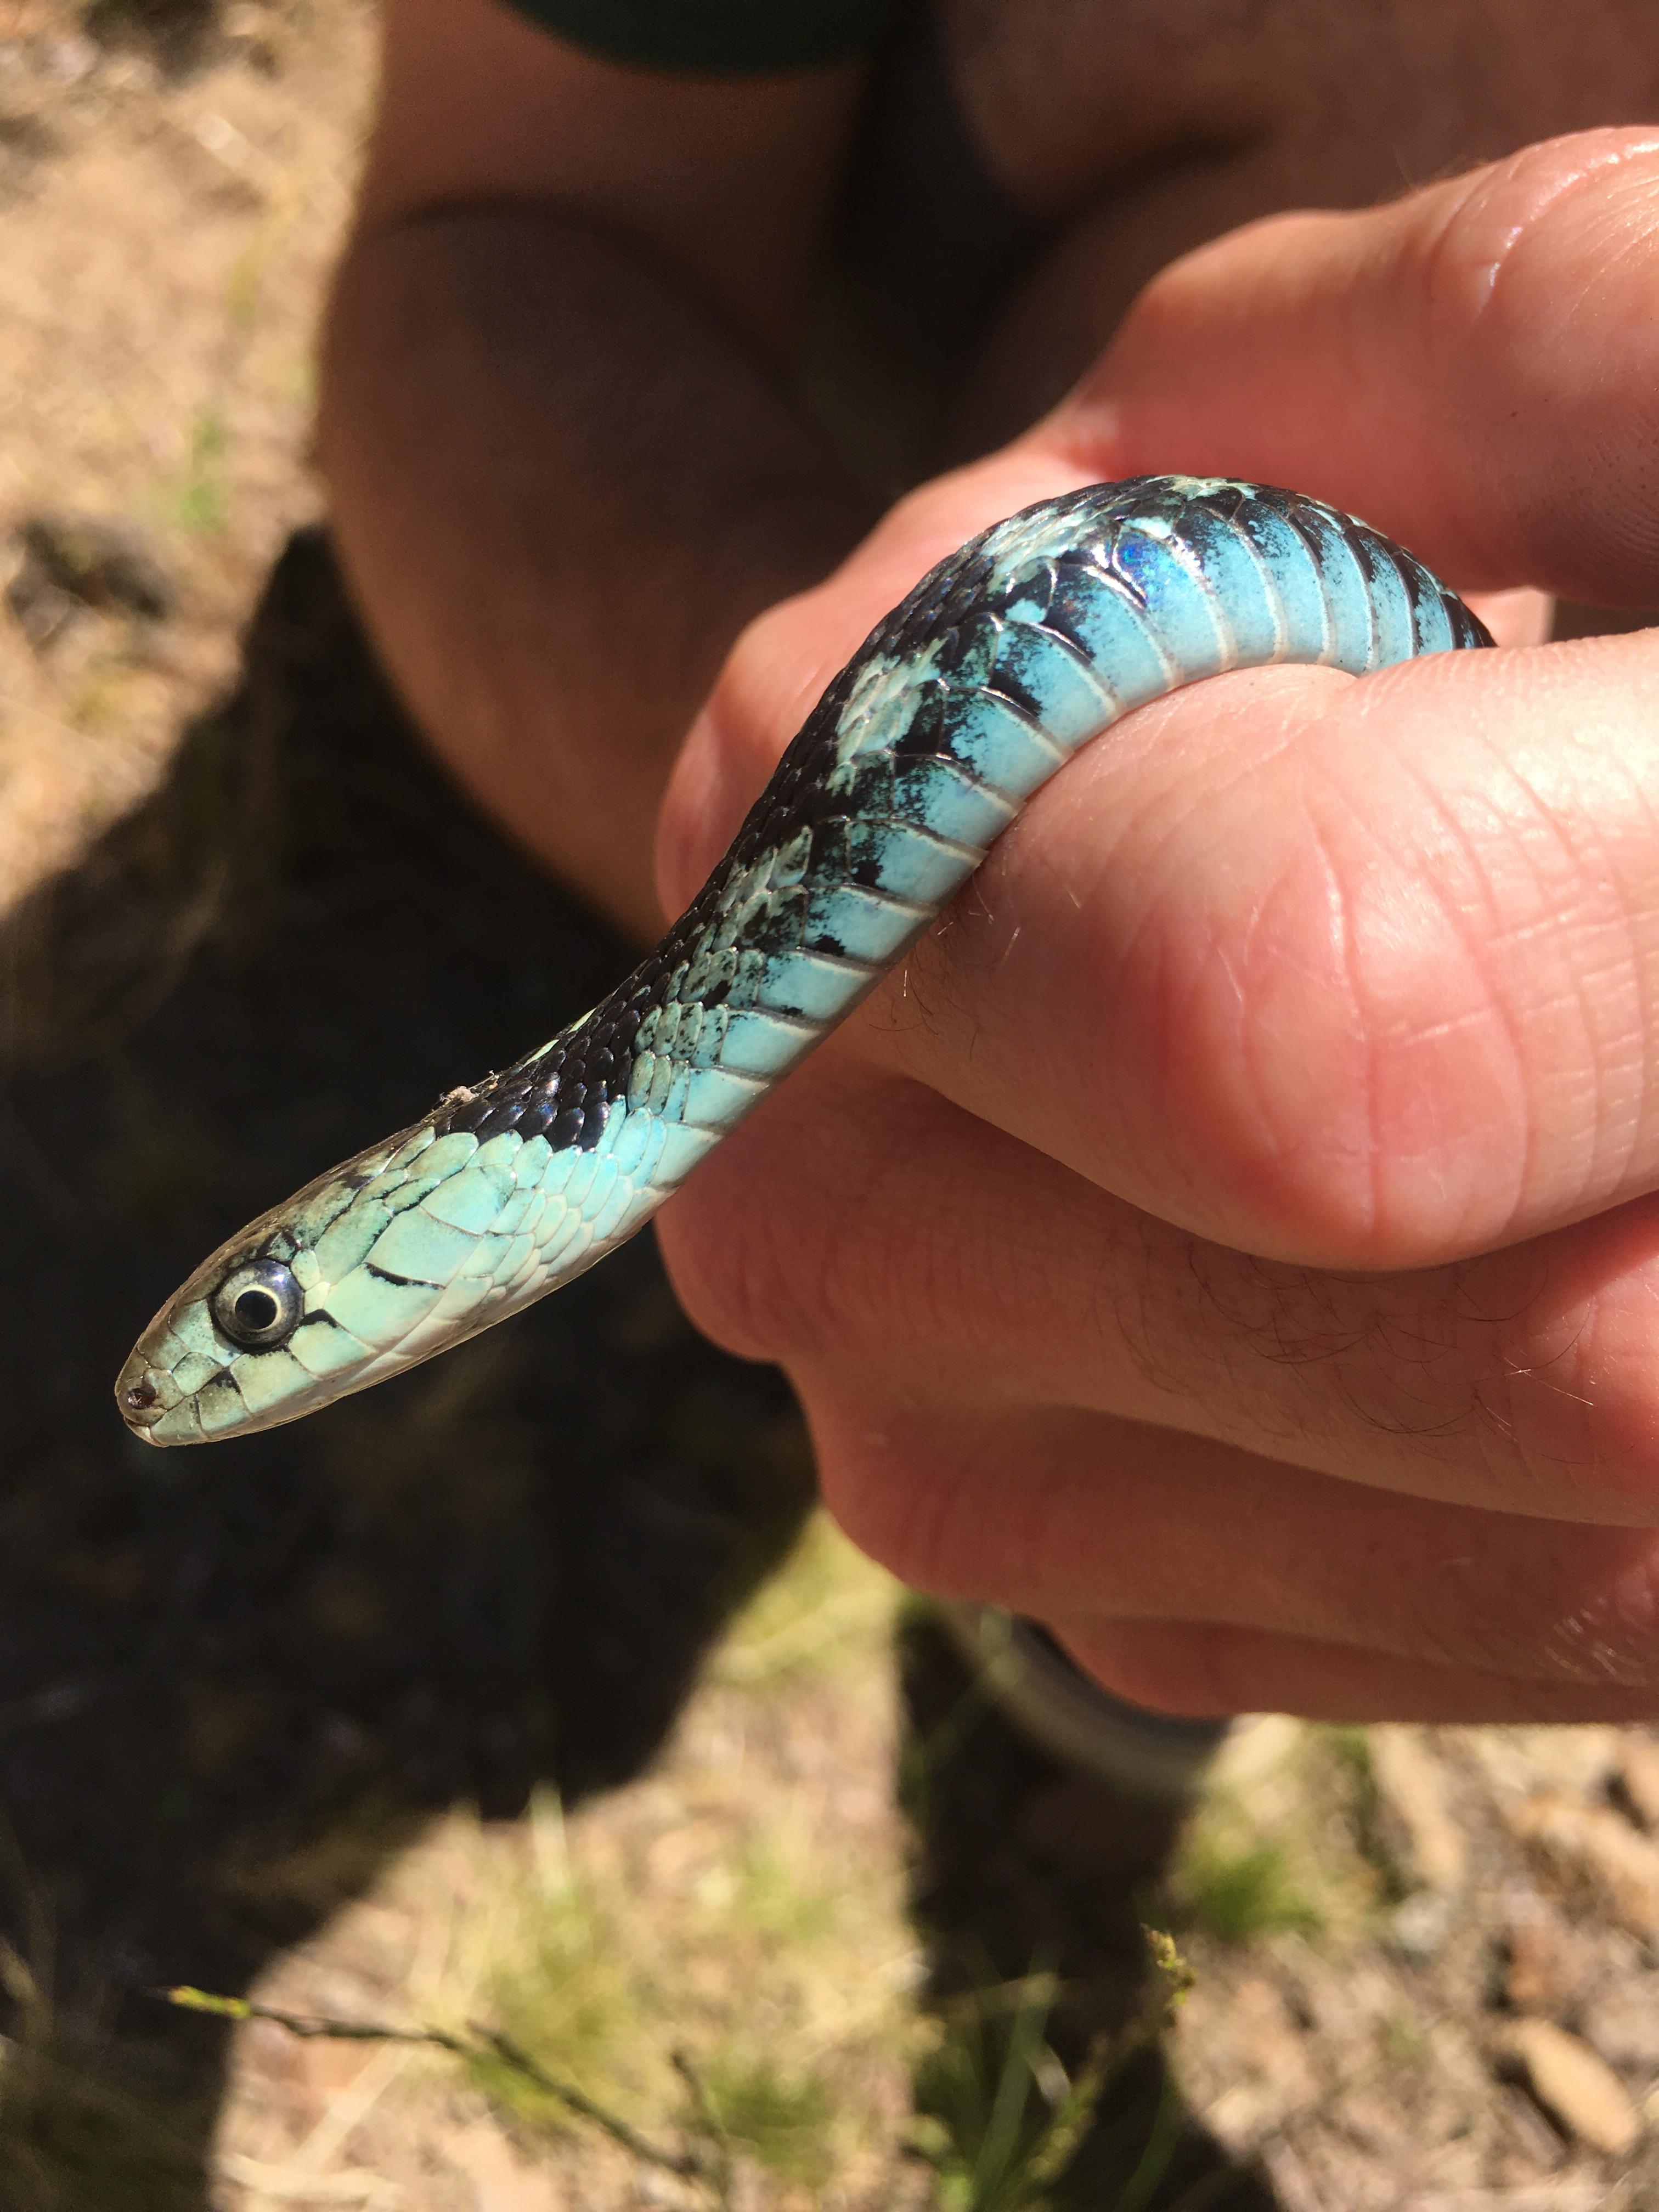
[115,1130,427,1446]
[115,1105,656,1444]
[115,1122,531,1445]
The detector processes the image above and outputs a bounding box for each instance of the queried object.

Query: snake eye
[212,1259,303,1349]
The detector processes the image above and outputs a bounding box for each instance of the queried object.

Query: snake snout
[115,1357,169,1440]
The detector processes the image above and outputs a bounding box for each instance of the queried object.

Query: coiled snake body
[118,477,1492,1445]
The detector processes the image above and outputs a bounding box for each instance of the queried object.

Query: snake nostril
[125,1380,160,1412]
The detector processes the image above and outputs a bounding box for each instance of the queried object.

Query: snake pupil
[234,1288,278,1332]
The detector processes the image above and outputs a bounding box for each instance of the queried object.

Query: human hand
[651,129,1659,1723]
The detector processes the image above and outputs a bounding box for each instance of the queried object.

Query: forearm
[318,206,871,938]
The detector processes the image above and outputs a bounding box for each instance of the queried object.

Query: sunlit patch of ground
[208,1519,928,2210]
[0,0,371,912]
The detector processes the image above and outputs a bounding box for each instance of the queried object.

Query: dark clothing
[500,0,899,72]
[498,0,1042,484]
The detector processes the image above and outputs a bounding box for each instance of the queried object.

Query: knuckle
[1414,128,1659,332]
[1407,129,1659,580]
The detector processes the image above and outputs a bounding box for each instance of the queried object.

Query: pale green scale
[323,1267,443,1348]
[456,1228,514,1281]
[289,1321,371,1379]
[367,1207,479,1286]
[643,1054,678,1115]
[418,1131,482,1179]
[628,1113,670,1189]
[311,1199,395,1286]
[747,949,871,1021]
[424,1161,520,1234]
[386,1125,437,1172]
[540,1146,577,1197]
[607,1105,655,1179]
[561,1152,601,1210]
[234,1348,309,1417]
[715,1009,817,1077]
[494,1233,535,1285]
[537,1212,585,1272]
[800,882,917,961]
[290,1176,366,1244]
[170,1300,234,1363]
[170,1350,224,1397]
[835,639,944,763]
[652,1120,719,1186]
[422,1275,496,1330]
[577,1155,620,1224]
[587,1177,638,1245]
[489,1186,537,1239]
[196,1382,245,1438]
[382,1173,446,1217]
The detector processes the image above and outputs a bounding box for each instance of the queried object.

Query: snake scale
[117,476,1492,1446]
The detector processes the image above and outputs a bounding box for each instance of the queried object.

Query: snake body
[117,476,1492,1445]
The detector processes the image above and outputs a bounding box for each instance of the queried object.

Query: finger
[873,623,1659,1269]
[806,1400,1659,1697]
[1049,128,1659,603]
[1055,1618,1659,1727]
[1468,589,1554,649]
[653,1054,1659,1526]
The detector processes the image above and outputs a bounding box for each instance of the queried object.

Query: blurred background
[2,6,1658,2209]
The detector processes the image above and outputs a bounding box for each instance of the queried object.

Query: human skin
[322,0,1659,1721]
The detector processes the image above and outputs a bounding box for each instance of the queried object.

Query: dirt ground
[4,8,1659,2211]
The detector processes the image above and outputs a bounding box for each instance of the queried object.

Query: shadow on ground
[0,532,1276,2209]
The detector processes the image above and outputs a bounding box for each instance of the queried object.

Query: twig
[672,2046,735,2208]
[475,2025,707,2182]
[155,1987,708,2185]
